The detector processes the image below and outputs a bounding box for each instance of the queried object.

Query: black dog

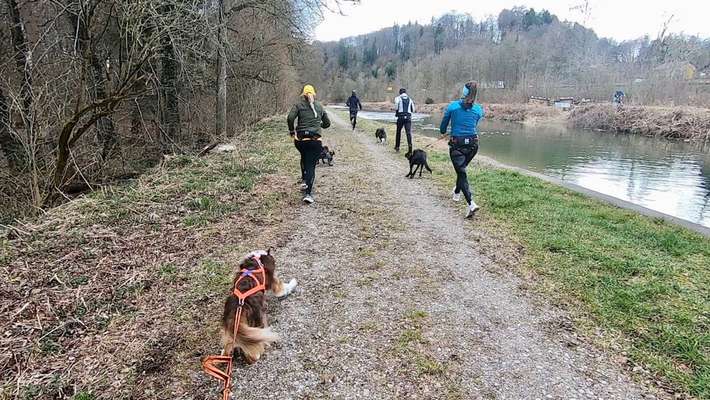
[405,149,432,179]
[318,146,335,166]
[375,128,387,144]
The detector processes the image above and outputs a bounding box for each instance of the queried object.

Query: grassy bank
[0,117,299,399]
[570,104,710,141]
[350,113,710,398]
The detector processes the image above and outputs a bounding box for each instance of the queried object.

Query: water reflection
[359,110,710,227]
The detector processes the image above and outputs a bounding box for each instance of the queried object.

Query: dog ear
[267,247,272,256]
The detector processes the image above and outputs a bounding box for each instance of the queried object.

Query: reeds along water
[569,104,710,141]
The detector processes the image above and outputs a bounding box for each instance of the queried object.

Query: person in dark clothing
[393,88,415,154]
[287,84,331,204]
[345,90,362,131]
[440,81,484,219]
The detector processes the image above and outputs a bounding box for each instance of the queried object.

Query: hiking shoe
[394,147,400,153]
[465,202,480,219]
[300,183,308,191]
[303,194,315,204]
[452,188,462,202]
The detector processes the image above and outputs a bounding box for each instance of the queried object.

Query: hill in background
[311,7,710,106]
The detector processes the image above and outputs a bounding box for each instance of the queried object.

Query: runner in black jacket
[345,90,362,131]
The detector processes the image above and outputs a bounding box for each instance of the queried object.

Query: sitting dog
[375,128,387,144]
[221,249,297,364]
[318,146,335,166]
[405,149,433,179]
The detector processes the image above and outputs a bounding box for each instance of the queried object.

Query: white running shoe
[452,188,462,202]
[300,183,308,191]
[465,202,480,219]
[303,194,315,204]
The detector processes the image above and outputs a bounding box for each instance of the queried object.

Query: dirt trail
[228,111,655,399]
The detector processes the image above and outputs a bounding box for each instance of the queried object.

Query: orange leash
[202,256,268,400]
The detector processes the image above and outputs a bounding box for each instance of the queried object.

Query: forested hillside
[314,8,710,105]
[0,0,330,223]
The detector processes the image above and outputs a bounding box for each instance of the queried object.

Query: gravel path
[231,111,655,399]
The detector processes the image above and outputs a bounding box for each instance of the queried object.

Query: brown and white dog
[221,249,297,364]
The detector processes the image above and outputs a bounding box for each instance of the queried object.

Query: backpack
[397,96,412,119]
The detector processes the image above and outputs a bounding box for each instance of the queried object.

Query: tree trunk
[6,0,31,167]
[159,2,180,153]
[68,9,118,161]
[216,0,227,137]
[0,86,24,169]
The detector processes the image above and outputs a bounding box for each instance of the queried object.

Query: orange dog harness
[202,256,267,400]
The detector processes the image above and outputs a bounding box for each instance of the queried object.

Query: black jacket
[346,95,362,112]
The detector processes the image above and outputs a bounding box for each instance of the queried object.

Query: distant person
[394,88,415,155]
[439,81,484,219]
[345,90,362,131]
[287,84,331,204]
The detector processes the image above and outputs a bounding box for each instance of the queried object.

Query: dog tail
[237,322,279,345]
[424,161,432,173]
[229,322,279,363]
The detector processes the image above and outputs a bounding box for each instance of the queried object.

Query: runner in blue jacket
[440,81,485,218]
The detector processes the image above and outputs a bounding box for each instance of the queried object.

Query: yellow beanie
[301,85,316,96]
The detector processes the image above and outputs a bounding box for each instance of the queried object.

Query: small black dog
[318,146,335,166]
[375,128,387,144]
[405,149,432,179]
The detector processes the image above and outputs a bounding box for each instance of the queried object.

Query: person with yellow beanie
[287,84,331,204]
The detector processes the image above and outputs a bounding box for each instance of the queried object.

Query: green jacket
[287,99,331,135]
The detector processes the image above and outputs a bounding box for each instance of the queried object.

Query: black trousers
[449,141,479,205]
[349,111,358,129]
[294,140,304,182]
[395,117,412,151]
[295,140,322,195]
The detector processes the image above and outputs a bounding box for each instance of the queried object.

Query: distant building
[553,97,573,111]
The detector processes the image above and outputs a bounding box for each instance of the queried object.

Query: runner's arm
[440,105,452,134]
[287,105,298,134]
[321,109,331,129]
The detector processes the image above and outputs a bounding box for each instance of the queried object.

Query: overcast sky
[315,0,710,42]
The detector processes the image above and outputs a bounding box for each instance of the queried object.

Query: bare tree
[5,0,32,168]
[66,1,118,161]
[0,0,338,221]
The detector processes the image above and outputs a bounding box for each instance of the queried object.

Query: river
[353,109,710,229]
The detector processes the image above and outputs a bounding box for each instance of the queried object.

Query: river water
[353,109,710,228]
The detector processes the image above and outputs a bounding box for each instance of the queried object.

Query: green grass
[72,392,96,400]
[67,117,296,230]
[350,113,710,397]
[394,309,448,376]
[438,149,709,397]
